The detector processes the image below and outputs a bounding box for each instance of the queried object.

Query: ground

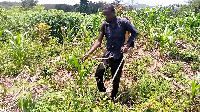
[0,38,198,111]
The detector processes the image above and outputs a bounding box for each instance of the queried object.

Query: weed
[40,65,54,77]
[160,62,183,77]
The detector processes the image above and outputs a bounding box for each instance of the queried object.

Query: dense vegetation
[0,0,105,14]
[0,1,199,111]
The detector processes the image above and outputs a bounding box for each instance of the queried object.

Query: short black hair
[103,4,115,12]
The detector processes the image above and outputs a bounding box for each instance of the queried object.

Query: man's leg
[110,57,124,99]
[95,59,108,92]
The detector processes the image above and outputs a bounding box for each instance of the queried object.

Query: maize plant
[6,33,30,68]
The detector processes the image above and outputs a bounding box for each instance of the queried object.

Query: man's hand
[121,45,130,53]
[82,54,89,61]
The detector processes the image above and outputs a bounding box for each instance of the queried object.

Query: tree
[113,0,122,4]
[188,0,200,14]
[73,1,105,14]
[21,0,38,10]
[77,0,88,13]
[87,1,104,14]
[55,4,73,12]
[80,0,88,6]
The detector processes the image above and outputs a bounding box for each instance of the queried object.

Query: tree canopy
[21,0,38,10]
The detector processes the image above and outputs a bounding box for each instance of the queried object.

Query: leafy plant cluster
[127,6,200,57]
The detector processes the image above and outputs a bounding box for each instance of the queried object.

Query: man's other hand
[121,45,130,53]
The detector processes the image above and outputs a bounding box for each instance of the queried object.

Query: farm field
[0,4,199,111]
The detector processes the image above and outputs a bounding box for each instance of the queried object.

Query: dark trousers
[95,56,124,98]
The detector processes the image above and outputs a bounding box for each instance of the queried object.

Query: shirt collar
[107,16,119,28]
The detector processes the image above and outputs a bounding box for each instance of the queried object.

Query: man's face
[103,10,115,22]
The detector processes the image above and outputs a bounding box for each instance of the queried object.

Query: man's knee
[95,67,105,78]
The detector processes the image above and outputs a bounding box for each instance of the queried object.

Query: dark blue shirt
[103,17,138,59]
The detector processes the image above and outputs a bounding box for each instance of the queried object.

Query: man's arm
[83,22,105,60]
[125,20,138,46]
[121,19,138,53]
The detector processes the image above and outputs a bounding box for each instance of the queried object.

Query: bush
[160,62,183,77]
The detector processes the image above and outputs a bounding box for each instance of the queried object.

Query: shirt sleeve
[124,19,138,46]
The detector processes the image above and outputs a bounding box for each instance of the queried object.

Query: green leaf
[81,58,89,70]
[186,80,191,84]
[18,98,23,109]
[72,55,80,71]
[16,34,22,45]
[0,30,4,38]
[195,84,200,90]
[191,80,196,98]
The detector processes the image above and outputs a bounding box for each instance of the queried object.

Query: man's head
[103,4,116,22]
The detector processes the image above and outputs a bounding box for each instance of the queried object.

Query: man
[83,4,138,100]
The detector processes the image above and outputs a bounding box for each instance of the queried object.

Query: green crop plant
[191,80,200,100]
[159,26,173,54]
[0,30,3,37]
[3,32,31,75]
[186,79,200,101]
[65,26,76,42]
[0,30,59,75]
[0,30,4,41]
[65,55,95,86]
[91,11,105,34]
[18,91,34,112]
[7,34,29,66]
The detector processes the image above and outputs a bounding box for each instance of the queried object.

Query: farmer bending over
[83,4,138,100]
